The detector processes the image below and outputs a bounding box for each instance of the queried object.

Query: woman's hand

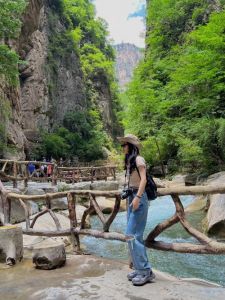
[130,196,140,211]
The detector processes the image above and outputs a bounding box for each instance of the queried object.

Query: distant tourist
[59,157,63,167]
[47,164,53,177]
[117,134,155,286]
[42,157,47,175]
[28,162,35,176]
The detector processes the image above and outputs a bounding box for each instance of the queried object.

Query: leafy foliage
[0,0,27,39]
[122,1,225,174]
[0,0,27,156]
[39,110,109,161]
[43,0,120,161]
[0,0,27,84]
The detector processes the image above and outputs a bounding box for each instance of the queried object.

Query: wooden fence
[0,160,116,188]
[1,182,225,254]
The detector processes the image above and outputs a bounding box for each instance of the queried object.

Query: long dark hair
[124,143,140,174]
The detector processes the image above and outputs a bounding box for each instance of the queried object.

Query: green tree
[0,0,27,156]
[122,1,225,174]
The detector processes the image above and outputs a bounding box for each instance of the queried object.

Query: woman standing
[117,134,155,286]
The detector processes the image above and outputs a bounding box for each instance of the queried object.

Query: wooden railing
[57,165,116,183]
[0,160,116,187]
[1,181,225,254]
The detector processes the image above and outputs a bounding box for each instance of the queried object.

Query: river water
[83,196,225,286]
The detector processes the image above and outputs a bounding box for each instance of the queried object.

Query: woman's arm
[130,165,147,211]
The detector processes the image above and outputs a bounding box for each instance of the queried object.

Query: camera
[120,188,133,200]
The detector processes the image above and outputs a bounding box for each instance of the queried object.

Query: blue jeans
[126,191,152,275]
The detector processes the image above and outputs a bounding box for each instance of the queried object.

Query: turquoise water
[82,196,225,286]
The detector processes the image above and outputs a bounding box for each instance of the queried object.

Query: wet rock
[32,239,66,270]
[0,225,23,265]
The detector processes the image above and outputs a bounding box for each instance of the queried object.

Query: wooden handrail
[6,184,225,202]
[1,182,225,255]
[0,159,117,187]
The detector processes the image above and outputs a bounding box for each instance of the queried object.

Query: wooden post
[67,193,80,252]
[24,163,29,188]
[46,194,51,210]
[52,163,58,186]
[0,182,5,225]
[18,199,30,230]
[91,167,94,183]
[13,162,18,188]
[113,167,116,181]
[72,170,75,184]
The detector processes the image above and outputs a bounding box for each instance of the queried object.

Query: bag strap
[135,165,141,179]
[124,166,131,188]
[134,156,142,179]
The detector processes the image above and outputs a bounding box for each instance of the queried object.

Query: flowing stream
[83,196,225,286]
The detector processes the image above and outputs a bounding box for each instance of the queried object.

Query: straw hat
[117,134,142,149]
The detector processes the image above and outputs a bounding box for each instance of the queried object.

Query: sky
[92,0,146,48]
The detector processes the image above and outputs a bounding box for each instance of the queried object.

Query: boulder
[57,182,91,192]
[60,206,91,228]
[185,174,198,186]
[32,239,66,270]
[89,196,126,215]
[154,177,166,188]
[70,182,91,190]
[0,225,23,265]
[27,182,53,190]
[4,188,21,194]
[42,187,58,193]
[91,181,119,191]
[51,197,68,210]
[169,175,186,186]
[10,199,39,224]
[205,172,225,236]
[206,172,225,186]
[25,187,45,196]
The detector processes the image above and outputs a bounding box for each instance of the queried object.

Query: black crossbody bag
[135,165,157,201]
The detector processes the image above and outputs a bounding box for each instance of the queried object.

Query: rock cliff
[114,43,143,89]
[1,0,118,159]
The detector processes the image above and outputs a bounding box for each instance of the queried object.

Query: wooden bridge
[0,159,116,188]
[1,180,225,255]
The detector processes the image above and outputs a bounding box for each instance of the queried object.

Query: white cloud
[93,0,145,48]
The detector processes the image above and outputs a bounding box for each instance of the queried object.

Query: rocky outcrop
[10,199,39,224]
[114,43,143,89]
[18,0,86,150]
[1,0,117,158]
[206,172,225,236]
